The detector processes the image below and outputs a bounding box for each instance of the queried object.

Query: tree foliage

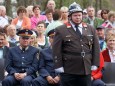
[2,0,115,17]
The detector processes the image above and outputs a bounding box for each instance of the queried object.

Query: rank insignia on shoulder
[36,52,40,60]
[66,35,71,37]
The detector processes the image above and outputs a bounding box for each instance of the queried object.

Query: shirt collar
[19,46,29,51]
[88,17,95,21]
[45,18,53,23]
[0,46,4,49]
[70,21,83,28]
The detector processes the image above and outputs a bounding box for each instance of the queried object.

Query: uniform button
[22,69,24,70]
[80,39,82,41]
[22,62,24,64]
[55,60,58,63]
[22,57,24,58]
[65,58,67,60]
[81,45,83,46]
[68,39,71,41]
[55,56,57,59]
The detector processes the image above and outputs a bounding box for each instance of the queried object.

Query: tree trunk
[5,0,12,17]
[16,0,25,6]
[59,0,63,8]
[42,0,48,11]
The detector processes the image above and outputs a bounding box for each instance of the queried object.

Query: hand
[54,76,60,83]
[14,73,20,80]
[46,76,55,84]
[18,73,27,80]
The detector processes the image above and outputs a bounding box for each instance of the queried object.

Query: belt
[63,51,91,57]
[19,70,26,73]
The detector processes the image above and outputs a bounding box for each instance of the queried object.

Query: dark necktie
[75,25,81,36]
[100,41,104,50]
[22,48,25,52]
[0,48,3,50]
[11,38,16,43]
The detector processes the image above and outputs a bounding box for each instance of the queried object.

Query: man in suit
[0,32,9,80]
[52,2,100,86]
[2,29,39,86]
[32,29,60,86]
[0,32,9,61]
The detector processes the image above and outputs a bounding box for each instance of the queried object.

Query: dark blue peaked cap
[17,29,33,37]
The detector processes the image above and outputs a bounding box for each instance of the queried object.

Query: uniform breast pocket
[13,57,20,62]
[25,56,33,63]
[63,56,72,61]
[87,35,94,44]
[63,37,74,43]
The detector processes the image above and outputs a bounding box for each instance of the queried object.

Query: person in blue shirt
[96,26,106,51]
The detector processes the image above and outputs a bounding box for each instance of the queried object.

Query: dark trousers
[2,75,33,86]
[60,73,91,86]
[92,79,105,86]
[32,76,60,86]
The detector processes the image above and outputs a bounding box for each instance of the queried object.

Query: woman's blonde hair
[105,28,115,42]
[30,31,38,48]
[60,6,68,12]
[108,11,115,20]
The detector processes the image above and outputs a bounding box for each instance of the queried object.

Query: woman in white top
[36,21,49,49]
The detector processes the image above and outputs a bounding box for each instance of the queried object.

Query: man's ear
[68,16,72,21]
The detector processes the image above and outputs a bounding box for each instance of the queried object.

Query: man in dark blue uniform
[32,29,60,86]
[2,29,39,86]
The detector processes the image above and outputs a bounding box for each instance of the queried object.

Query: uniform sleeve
[6,50,17,75]
[52,28,63,69]
[39,51,50,77]
[91,26,100,67]
[25,50,39,75]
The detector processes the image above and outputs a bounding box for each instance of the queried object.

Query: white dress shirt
[109,50,115,63]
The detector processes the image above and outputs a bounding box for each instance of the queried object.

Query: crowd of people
[0,0,115,86]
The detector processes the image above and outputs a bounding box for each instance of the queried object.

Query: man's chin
[0,45,3,48]
[22,44,29,47]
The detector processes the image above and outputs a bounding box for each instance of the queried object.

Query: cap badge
[25,32,28,35]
